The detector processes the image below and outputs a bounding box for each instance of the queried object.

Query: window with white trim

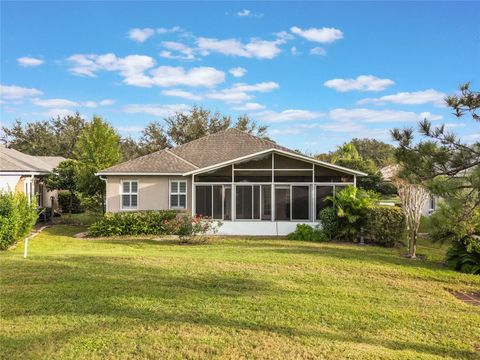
[170,180,187,209]
[121,180,138,210]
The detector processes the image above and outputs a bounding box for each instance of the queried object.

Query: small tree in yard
[46,159,79,214]
[393,178,429,258]
[74,116,121,213]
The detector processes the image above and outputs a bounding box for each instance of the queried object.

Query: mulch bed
[452,292,480,306]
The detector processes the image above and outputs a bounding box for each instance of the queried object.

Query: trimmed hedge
[58,191,83,214]
[363,206,406,247]
[287,224,327,242]
[88,210,177,237]
[0,191,38,250]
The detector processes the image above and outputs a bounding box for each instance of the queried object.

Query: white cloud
[161,89,202,101]
[290,46,299,56]
[206,82,279,103]
[117,125,144,133]
[444,122,465,129]
[100,99,115,106]
[269,128,304,136]
[149,66,225,88]
[197,37,284,59]
[32,98,79,108]
[83,101,98,108]
[160,41,195,60]
[328,108,442,123]
[17,57,44,67]
[310,47,326,56]
[123,103,188,117]
[128,28,155,42]
[229,67,247,78]
[357,89,447,107]
[232,102,266,111]
[0,84,43,100]
[324,75,395,92]
[157,26,181,34]
[67,54,225,88]
[237,9,263,18]
[255,109,324,123]
[290,26,343,43]
[44,108,75,118]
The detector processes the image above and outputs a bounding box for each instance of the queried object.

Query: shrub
[318,207,339,241]
[58,191,83,214]
[0,191,38,250]
[287,224,327,242]
[88,210,177,237]
[363,206,406,247]
[168,215,221,243]
[328,186,380,241]
[446,236,480,274]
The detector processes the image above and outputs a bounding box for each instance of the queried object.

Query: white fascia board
[182,148,368,177]
[95,172,185,176]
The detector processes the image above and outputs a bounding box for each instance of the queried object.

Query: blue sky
[1,1,479,153]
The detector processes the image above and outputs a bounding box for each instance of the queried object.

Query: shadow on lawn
[2,256,476,359]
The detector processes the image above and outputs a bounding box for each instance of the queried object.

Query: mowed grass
[1,226,479,359]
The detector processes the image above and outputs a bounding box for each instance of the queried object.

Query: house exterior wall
[105,175,192,213]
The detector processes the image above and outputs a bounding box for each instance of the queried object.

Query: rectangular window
[170,180,187,209]
[224,186,232,220]
[121,180,138,210]
[213,185,223,219]
[292,186,310,220]
[275,186,290,221]
[261,185,272,220]
[236,186,253,219]
[37,183,44,207]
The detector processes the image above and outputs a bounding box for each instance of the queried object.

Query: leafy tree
[74,116,121,213]
[139,121,171,154]
[392,82,480,266]
[120,137,142,161]
[350,138,396,168]
[1,113,86,158]
[165,106,269,145]
[45,160,79,214]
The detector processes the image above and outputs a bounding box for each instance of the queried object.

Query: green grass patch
[1,226,479,359]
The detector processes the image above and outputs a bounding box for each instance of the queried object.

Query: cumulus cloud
[229,67,247,78]
[160,41,196,61]
[232,102,266,111]
[237,9,263,18]
[0,84,43,100]
[255,109,324,123]
[161,89,202,101]
[357,89,447,107]
[324,75,395,92]
[123,103,188,117]
[100,99,115,106]
[67,53,225,88]
[196,37,284,59]
[290,26,343,43]
[128,28,155,42]
[310,47,326,56]
[44,108,76,118]
[328,108,442,123]
[157,26,181,34]
[206,82,279,103]
[17,57,44,67]
[32,98,79,108]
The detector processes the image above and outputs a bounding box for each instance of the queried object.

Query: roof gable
[0,146,65,173]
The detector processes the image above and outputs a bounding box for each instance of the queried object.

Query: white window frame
[169,180,187,210]
[120,180,139,210]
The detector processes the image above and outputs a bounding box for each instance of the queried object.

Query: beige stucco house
[0,145,64,208]
[97,129,367,235]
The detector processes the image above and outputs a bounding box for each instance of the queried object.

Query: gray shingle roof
[99,128,296,174]
[0,146,65,173]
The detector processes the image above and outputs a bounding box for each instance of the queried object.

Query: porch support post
[191,174,195,216]
[232,164,236,221]
[353,175,357,188]
[271,152,275,222]
[312,163,315,222]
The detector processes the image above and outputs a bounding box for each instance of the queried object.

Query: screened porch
[191,152,355,223]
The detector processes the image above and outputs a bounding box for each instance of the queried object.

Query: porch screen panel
[236,186,252,219]
[316,186,333,220]
[213,186,223,219]
[196,186,212,217]
[224,186,232,220]
[274,170,312,182]
[253,186,260,219]
[292,186,310,220]
[261,185,271,220]
[275,187,290,221]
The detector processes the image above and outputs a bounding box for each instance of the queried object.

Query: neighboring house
[97,129,367,235]
[0,145,64,208]
[380,164,438,216]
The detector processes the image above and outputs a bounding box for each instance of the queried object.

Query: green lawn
[1,226,479,359]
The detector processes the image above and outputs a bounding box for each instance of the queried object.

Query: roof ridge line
[165,149,199,169]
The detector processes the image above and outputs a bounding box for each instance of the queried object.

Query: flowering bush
[168,215,222,243]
